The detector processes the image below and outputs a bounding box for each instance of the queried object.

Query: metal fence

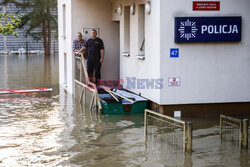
[76,98,101,127]
[144,109,192,152]
[220,114,249,149]
[74,53,102,112]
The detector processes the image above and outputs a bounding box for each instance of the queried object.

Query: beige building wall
[58,0,74,93]
[112,0,250,105]
[112,0,162,103]
[160,0,250,105]
[58,0,120,94]
[58,0,250,105]
[71,0,120,81]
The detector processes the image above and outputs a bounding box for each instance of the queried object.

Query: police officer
[78,29,104,84]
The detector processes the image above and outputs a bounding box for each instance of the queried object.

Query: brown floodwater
[0,54,249,167]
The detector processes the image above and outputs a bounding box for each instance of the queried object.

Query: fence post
[242,119,248,149]
[74,81,76,98]
[74,55,76,97]
[80,58,83,83]
[186,122,192,152]
[144,110,148,135]
[220,115,222,140]
[239,120,243,148]
[183,122,186,151]
[74,54,76,80]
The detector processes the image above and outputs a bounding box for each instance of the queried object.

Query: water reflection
[0,54,249,166]
[0,54,58,90]
[0,54,70,166]
[145,131,185,162]
[0,93,65,166]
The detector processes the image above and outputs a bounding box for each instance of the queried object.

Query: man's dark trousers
[87,55,101,85]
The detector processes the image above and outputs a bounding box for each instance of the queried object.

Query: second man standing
[78,29,105,85]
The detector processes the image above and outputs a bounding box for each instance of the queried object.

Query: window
[64,53,67,85]
[123,6,130,54]
[62,4,66,38]
[138,4,145,59]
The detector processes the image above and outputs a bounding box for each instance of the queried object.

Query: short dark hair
[77,32,82,36]
[91,29,97,34]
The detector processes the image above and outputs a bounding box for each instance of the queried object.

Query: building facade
[58,0,250,114]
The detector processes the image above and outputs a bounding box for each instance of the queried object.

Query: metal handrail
[74,52,102,111]
[145,109,192,152]
[145,109,185,125]
[220,114,248,149]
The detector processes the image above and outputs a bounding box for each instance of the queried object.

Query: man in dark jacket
[78,29,104,85]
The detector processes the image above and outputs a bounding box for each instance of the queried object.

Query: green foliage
[20,0,57,55]
[0,13,21,37]
[2,0,58,55]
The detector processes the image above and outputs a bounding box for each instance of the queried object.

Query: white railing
[74,52,102,111]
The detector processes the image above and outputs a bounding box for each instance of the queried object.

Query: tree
[0,12,21,37]
[2,0,58,56]
[20,0,57,56]
[0,0,21,37]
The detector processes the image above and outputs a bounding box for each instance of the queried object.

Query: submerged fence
[144,109,192,152]
[220,114,248,149]
[74,53,102,112]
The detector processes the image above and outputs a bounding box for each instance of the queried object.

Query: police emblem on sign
[175,17,242,43]
[178,19,198,40]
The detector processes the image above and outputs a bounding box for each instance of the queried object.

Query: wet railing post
[145,109,192,152]
[186,122,192,152]
[80,57,83,83]
[242,119,248,149]
[74,55,76,97]
[219,115,248,150]
[183,122,186,151]
[239,120,243,148]
[220,115,222,140]
[144,110,148,135]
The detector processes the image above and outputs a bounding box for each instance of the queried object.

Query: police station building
[58,0,250,116]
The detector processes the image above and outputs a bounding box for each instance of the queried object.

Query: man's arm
[100,39,105,63]
[77,46,86,54]
[100,49,104,63]
[77,40,88,54]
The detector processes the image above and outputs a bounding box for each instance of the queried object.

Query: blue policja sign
[175,17,242,43]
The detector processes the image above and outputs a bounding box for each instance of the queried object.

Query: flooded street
[0,54,249,167]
